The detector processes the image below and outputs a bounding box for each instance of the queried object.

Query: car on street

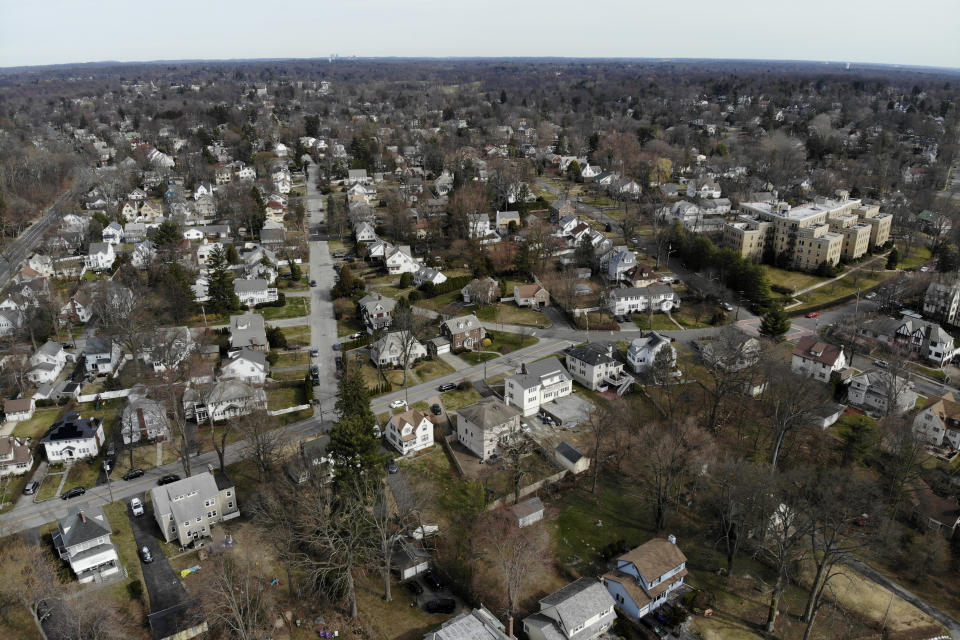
[875,359,889,368]
[387,460,399,474]
[424,598,456,614]
[130,497,144,516]
[438,383,456,392]
[920,266,930,272]
[311,364,319,375]
[658,276,675,283]
[423,570,443,591]
[310,280,317,287]
[721,302,734,312]
[332,343,340,351]
[405,580,424,596]
[140,546,153,564]
[311,347,319,357]
[430,404,442,415]
[389,399,407,409]
[61,486,85,500]
[158,474,181,486]
[122,468,145,481]
[806,311,820,318]
[865,292,877,300]
[23,481,39,495]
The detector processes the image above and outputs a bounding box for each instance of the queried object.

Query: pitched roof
[58,506,111,548]
[792,335,844,365]
[457,397,519,429]
[565,342,616,366]
[617,538,688,581]
[538,577,615,631]
[556,441,584,464]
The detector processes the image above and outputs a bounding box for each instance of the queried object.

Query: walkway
[438,352,471,372]
[792,255,888,296]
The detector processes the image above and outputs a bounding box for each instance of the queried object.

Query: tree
[760,473,812,635]
[759,305,790,341]
[196,554,275,640]
[206,246,239,315]
[574,234,595,268]
[328,377,382,490]
[390,305,431,398]
[759,360,827,469]
[886,246,900,269]
[154,219,182,248]
[236,410,287,480]
[398,272,413,288]
[634,418,709,531]
[584,399,619,494]
[0,536,63,632]
[700,326,761,433]
[707,458,765,577]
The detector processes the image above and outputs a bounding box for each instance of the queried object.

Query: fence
[77,388,132,403]
[267,404,311,416]
[485,470,567,510]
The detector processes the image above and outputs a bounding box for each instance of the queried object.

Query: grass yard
[111,441,179,476]
[11,407,62,441]
[475,303,551,328]
[898,244,933,270]
[271,368,310,381]
[415,290,462,314]
[274,350,309,367]
[0,603,43,640]
[279,324,311,345]
[355,573,452,640]
[633,313,682,331]
[101,501,149,614]
[760,265,826,294]
[791,271,886,311]
[910,362,948,381]
[267,385,308,411]
[438,386,482,412]
[459,351,499,365]
[411,358,456,382]
[261,297,310,321]
[35,473,63,501]
[65,458,101,489]
[485,328,539,352]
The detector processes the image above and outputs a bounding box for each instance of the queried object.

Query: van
[23,481,39,495]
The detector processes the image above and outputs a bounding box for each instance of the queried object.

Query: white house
[53,507,121,583]
[523,578,616,640]
[848,370,917,415]
[354,221,378,243]
[565,343,634,395]
[414,266,447,287]
[627,332,676,374]
[28,340,67,384]
[84,337,122,375]
[607,285,678,316]
[607,250,637,282]
[84,243,115,271]
[3,397,35,423]
[41,412,105,462]
[505,357,573,417]
[687,178,722,199]
[151,471,240,547]
[0,309,22,336]
[385,409,434,456]
[468,214,500,244]
[603,538,688,621]
[120,387,170,444]
[234,278,278,307]
[791,336,847,383]
[220,348,269,384]
[456,397,521,460]
[101,222,124,245]
[385,246,419,275]
[0,436,33,477]
[131,240,157,269]
[183,380,267,423]
[913,393,960,450]
[370,332,427,368]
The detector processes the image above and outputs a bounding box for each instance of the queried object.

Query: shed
[510,497,545,528]
[428,336,451,356]
[555,441,590,475]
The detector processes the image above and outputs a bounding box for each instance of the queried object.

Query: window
[228,502,234,509]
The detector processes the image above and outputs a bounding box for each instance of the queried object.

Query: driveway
[126,492,190,613]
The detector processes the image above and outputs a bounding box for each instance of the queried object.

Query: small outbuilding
[555,441,590,475]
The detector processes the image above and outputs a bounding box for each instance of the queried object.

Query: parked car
[875,359,889,368]
[140,546,153,564]
[311,347,319,357]
[387,460,399,474]
[721,302,734,312]
[405,580,424,596]
[61,486,85,500]
[122,468,145,481]
[310,365,320,375]
[23,481,39,495]
[372,425,382,439]
[805,311,820,318]
[158,474,181,486]
[438,383,456,392]
[130,497,144,516]
[430,404,442,415]
[423,570,443,591]
[658,276,675,283]
[424,598,456,614]
[389,399,407,409]
[310,279,317,287]
[865,292,877,300]
[520,422,531,432]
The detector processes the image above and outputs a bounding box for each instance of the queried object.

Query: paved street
[0,188,76,289]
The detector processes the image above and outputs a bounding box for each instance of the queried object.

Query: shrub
[457,380,473,391]
[127,580,144,601]
[770,284,794,295]
[399,272,414,288]
[407,290,422,302]
[266,326,287,349]
[103,376,123,392]
[266,352,280,366]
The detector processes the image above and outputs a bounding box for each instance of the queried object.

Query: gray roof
[531,578,615,640]
[35,339,63,359]
[234,278,271,294]
[359,294,397,314]
[441,314,481,335]
[509,356,571,390]
[426,607,512,640]
[57,506,111,548]
[229,313,267,348]
[84,336,114,355]
[457,397,519,429]
[556,442,584,465]
[150,472,222,522]
[565,342,616,367]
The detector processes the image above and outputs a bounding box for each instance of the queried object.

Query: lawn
[267,385,308,411]
[485,329,539,352]
[633,313,682,331]
[101,501,149,613]
[760,265,826,294]
[459,351,499,365]
[66,458,102,489]
[355,572,452,640]
[35,473,63,501]
[790,271,887,311]
[411,358,456,383]
[475,303,551,328]
[11,407,62,441]
[0,603,42,640]
[111,441,179,476]
[336,309,365,337]
[438,386,483,412]
[279,324,311,345]
[261,297,310,321]
[415,290,462,314]
[898,243,932,270]
[274,350,309,367]
[271,368,310,381]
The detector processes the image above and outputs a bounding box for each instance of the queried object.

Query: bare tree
[390,305,432,400]
[0,536,63,632]
[195,554,275,640]
[881,416,930,516]
[236,410,287,481]
[759,356,828,470]
[584,398,622,494]
[49,597,134,640]
[700,327,761,434]
[708,458,764,577]
[250,485,302,599]
[361,474,424,602]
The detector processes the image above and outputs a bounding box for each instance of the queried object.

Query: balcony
[601,371,635,396]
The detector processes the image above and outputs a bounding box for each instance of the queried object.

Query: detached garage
[555,441,590,475]
[392,537,429,580]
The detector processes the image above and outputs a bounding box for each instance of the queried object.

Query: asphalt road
[0,188,75,288]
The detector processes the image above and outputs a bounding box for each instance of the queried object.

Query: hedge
[420,275,473,298]
[255,292,287,309]
[341,334,372,351]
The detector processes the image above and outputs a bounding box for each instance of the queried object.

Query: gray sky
[1,0,958,69]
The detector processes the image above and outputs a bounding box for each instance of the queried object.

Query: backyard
[261,296,310,321]
[279,324,311,345]
[476,302,552,328]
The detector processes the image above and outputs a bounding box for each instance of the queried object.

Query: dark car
[310,280,317,287]
[424,598,456,614]
[438,383,456,392]
[310,365,319,375]
[122,468,145,481]
[387,460,399,474]
[423,569,443,591]
[158,474,181,485]
[61,486,85,500]
[23,481,39,495]
[430,404,442,415]
[405,580,424,596]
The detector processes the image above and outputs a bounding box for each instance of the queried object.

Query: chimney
[79,511,86,523]
[667,534,677,545]
[508,615,514,638]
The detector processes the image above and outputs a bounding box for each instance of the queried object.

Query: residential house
[564,343,634,395]
[913,392,960,450]
[848,370,917,415]
[28,340,67,384]
[858,316,958,367]
[347,168,370,184]
[0,436,33,477]
[234,278,278,307]
[385,409,435,456]
[183,380,267,423]
[359,294,397,332]
[626,332,676,374]
[456,397,521,460]
[150,470,240,547]
[461,277,499,305]
[607,250,637,282]
[220,348,269,384]
[425,608,514,640]
[699,332,762,372]
[687,178,722,199]
[84,336,122,375]
[414,266,447,287]
[195,241,223,269]
[505,357,573,417]
[924,277,960,326]
[260,225,286,248]
[0,309,22,336]
[119,201,138,222]
[791,336,847,383]
[580,164,602,180]
[511,497,545,528]
[101,222,124,245]
[468,214,500,244]
[53,507,121,583]
[522,578,617,640]
[3,397,35,423]
[287,437,335,486]
[41,412,105,462]
[354,221,378,243]
[603,537,688,621]
[440,314,485,351]
[371,332,427,368]
[123,222,147,243]
[514,283,549,309]
[229,313,268,351]
[131,240,157,269]
[60,288,95,324]
[550,199,576,222]
[27,253,55,278]
[607,285,678,316]
[495,210,522,232]
[138,200,164,222]
[912,483,960,539]
[140,326,194,372]
[555,441,590,474]
[385,245,419,274]
[393,537,431,581]
[120,386,170,444]
[84,242,116,271]
[347,182,378,204]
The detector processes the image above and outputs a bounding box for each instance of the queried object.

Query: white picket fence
[267,404,310,417]
[77,388,133,403]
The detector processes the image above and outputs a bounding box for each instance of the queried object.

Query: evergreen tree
[759,305,791,342]
[575,234,595,268]
[886,246,900,270]
[154,220,182,247]
[162,263,197,322]
[329,367,383,488]
[225,244,240,264]
[206,246,239,315]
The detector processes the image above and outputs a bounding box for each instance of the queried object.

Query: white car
[658,276,675,283]
[372,425,382,438]
[130,497,144,517]
[721,302,734,312]
[389,400,407,409]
